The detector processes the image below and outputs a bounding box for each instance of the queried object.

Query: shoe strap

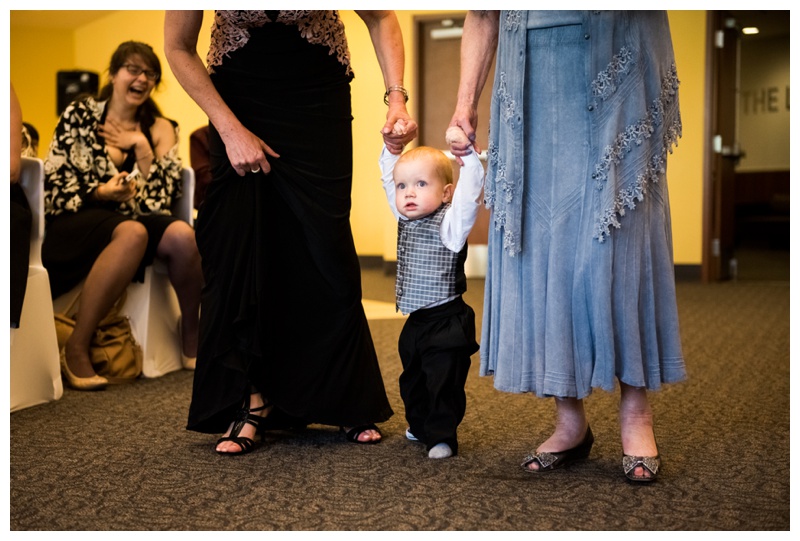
[230,403,269,438]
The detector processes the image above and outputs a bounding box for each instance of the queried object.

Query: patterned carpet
[9,270,790,530]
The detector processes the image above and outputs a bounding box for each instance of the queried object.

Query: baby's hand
[391,119,409,136]
[445,126,471,147]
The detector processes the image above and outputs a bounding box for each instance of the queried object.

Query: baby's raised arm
[441,126,485,253]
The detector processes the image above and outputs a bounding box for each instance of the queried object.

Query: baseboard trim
[382,260,398,276]
[674,264,701,282]
[358,255,385,270]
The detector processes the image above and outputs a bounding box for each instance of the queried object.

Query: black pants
[398,296,478,454]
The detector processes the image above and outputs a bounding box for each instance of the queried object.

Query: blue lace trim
[504,11,524,32]
[593,64,682,242]
[590,46,634,107]
[485,139,520,254]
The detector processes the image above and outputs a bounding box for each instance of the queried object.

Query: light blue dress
[480,11,687,398]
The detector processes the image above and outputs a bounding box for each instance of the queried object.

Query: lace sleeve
[207,10,352,75]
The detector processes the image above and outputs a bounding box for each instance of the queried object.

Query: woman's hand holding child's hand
[445,126,471,148]
[382,116,417,155]
[446,125,474,166]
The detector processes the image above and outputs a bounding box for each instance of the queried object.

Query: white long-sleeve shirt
[379,145,485,254]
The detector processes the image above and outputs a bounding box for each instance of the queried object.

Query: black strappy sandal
[216,398,271,456]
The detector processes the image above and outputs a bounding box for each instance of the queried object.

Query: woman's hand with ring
[221,123,280,176]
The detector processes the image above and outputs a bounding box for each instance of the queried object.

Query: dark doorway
[704,11,790,282]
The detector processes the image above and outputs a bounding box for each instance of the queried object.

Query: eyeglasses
[122,64,159,81]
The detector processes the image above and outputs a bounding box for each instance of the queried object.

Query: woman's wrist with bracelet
[384,84,409,105]
[135,139,154,161]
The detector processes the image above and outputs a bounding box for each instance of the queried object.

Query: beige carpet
[9,271,790,530]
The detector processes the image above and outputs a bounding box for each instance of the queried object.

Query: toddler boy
[378,125,484,459]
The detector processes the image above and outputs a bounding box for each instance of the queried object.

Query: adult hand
[98,118,148,151]
[381,105,417,155]
[219,123,280,177]
[96,172,138,202]
[448,104,480,166]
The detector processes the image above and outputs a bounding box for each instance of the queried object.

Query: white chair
[52,167,196,378]
[10,158,64,412]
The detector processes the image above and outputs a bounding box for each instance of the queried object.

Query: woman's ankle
[64,341,97,377]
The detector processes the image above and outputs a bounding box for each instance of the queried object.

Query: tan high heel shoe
[59,348,108,391]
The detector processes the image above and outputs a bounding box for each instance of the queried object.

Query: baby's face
[393,158,453,220]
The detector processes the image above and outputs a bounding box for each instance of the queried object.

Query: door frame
[702,10,740,283]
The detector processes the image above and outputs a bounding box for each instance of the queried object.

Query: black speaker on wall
[57,70,99,115]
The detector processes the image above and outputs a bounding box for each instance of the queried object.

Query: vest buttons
[584,33,590,40]
[587,104,595,111]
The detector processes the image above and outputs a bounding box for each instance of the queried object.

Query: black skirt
[42,208,180,299]
[187,22,393,433]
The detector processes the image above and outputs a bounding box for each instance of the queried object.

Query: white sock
[428,443,453,459]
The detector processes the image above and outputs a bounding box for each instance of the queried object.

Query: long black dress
[188,13,393,433]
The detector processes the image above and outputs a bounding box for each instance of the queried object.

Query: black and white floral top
[43,96,182,220]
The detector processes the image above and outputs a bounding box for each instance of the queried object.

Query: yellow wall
[10,10,706,265]
[340,10,413,261]
[10,24,75,158]
[667,10,706,265]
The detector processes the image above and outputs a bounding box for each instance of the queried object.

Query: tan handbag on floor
[54,290,143,384]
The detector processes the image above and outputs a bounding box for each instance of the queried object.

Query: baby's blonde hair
[396,146,453,185]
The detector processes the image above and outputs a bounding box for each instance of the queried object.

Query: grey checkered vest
[396,204,468,315]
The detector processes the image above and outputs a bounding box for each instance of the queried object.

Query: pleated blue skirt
[480,18,687,398]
